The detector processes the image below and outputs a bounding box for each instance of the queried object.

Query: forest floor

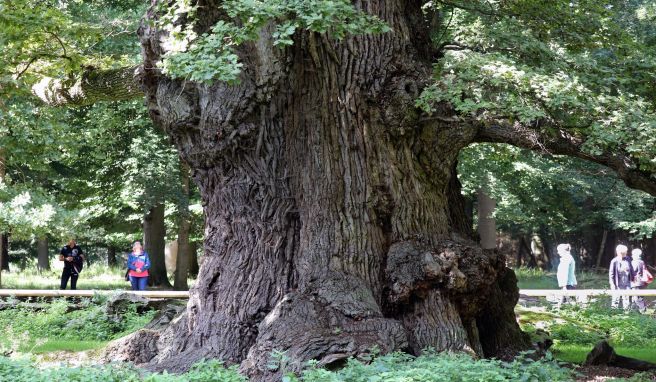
[515,267,656,381]
[0,268,655,381]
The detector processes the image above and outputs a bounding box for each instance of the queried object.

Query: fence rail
[0,289,654,299]
[520,289,656,297]
[0,289,190,298]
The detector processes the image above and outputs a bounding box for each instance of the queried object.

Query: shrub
[0,297,155,352]
[293,351,574,382]
[0,358,245,382]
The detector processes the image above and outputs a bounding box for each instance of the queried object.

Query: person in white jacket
[556,243,577,304]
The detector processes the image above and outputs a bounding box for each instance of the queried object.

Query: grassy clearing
[517,301,656,368]
[552,344,656,364]
[1,265,129,290]
[514,267,656,290]
[28,339,108,353]
[1,264,195,290]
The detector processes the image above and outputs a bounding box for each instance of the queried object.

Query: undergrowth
[0,296,154,353]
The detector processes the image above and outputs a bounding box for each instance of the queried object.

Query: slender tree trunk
[595,229,608,269]
[0,149,6,285]
[519,236,534,268]
[174,162,191,290]
[0,234,7,272]
[188,241,199,278]
[477,189,496,250]
[144,203,171,287]
[530,234,549,270]
[107,246,118,267]
[516,239,524,267]
[124,2,529,379]
[37,236,50,272]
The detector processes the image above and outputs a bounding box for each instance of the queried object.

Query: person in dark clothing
[59,239,84,290]
[609,244,633,310]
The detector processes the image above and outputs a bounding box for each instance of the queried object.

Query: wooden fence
[0,289,655,299]
[0,289,189,298]
[520,289,656,297]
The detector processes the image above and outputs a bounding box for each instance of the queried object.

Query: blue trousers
[129,276,148,291]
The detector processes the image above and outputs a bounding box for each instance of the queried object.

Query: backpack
[642,268,654,285]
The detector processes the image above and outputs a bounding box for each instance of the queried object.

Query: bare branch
[32,65,145,106]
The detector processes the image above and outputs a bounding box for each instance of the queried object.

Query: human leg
[137,276,148,291]
[70,274,79,290]
[129,276,139,291]
[60,268,71,290]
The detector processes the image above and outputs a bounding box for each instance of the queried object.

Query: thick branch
[475,120,656,197]
[32,65,144,106]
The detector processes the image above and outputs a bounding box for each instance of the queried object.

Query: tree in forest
[459,143,656,268]
[6,0,656,381]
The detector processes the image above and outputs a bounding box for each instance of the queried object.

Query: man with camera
[59,239,84,290]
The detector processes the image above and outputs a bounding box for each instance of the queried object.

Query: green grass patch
[551,343,656,364]
[1,264,195,290]
[0,297,154,355]
[514,267,612,289]
[518,301,656,367]
[1,265,129,290]
[27,339,108,353]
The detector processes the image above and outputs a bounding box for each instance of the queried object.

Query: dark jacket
[60,245,84,271]
[609,256,634,289]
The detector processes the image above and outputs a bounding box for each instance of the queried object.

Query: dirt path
[575,365,655,381]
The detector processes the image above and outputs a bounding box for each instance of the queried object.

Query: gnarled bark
[114,1,531,380]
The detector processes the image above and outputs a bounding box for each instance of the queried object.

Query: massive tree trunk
[37,236,50,272]
[127,1,529,379]
[143,203,171,287]
[174,162,191,290]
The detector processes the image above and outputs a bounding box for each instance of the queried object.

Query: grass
[28,339,108,353]
[0,297,155,357]
[517,301,656,367]
[1,263,194,290]
[552,344,656,364]
[515,267,611,289]
[1,265,129,290]
[514,266,656,290]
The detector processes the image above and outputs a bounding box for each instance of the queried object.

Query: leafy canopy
[158,0,390,83]
[418,0,656,174]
